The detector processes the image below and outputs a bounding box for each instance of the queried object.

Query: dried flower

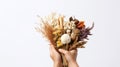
[61,34,71,44]
[77,21,85,29]
[56,40,62,47]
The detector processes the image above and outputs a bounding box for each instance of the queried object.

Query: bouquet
[35,13,94,67]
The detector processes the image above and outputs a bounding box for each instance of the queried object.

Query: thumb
[58,49,68,55]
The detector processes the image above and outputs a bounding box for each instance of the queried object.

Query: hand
[49,45,62,67]
[59,49,79,67]
[49,44,79,67]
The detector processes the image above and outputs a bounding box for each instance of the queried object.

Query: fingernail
[58,49,62,51]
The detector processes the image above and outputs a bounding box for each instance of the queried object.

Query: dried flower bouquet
[35,13,94,67]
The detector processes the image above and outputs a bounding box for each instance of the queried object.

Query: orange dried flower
[77,21,85,29]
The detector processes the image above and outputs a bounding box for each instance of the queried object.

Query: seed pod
[61,34,71,44]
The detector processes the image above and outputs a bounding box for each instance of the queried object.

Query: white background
[0,0,120,67]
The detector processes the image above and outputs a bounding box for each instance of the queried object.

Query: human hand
[59,49,79,67]
[49,45,63,67]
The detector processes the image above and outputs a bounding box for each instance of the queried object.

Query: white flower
[61,34,71,44]
[66,29,71,33]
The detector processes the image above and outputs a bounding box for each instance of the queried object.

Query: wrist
[69,60,79,67]
[54,61,63,67]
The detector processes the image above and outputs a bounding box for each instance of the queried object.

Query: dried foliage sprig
[35,18,56,46]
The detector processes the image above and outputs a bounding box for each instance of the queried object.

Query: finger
[49,45,54,50]
[70,49,77,53]
[49,45,55,53]
[71,50,77,55]
[49,45,52,51]
[49,45,52,58]
[58,49,68,55]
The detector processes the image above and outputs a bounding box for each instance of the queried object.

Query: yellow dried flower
[56,40,63,47]
[53,29,62,35]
